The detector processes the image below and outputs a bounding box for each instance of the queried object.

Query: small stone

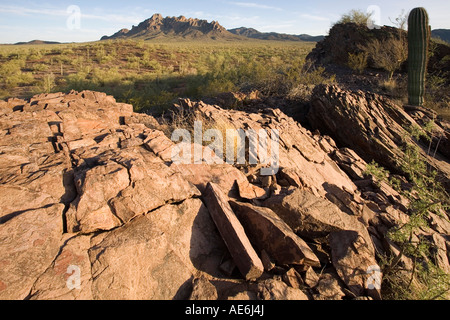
[282,268,304,289]
[190,277,218,300]
[304,266,320,288]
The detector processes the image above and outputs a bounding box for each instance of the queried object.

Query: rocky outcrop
[0,90,225,300]
[0,89,448,300]
[308,84,450,189]
[306,23,403,68]
[306,22,450,82]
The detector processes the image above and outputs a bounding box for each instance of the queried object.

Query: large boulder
[306,23,403,68]
[263,188,369,240]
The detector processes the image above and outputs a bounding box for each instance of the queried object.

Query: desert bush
[70,56,85,67]
[294,60,336,87]
[0,88,9,99]
[64,71,90,91]
[336,9,373,26]
[54,54,72,65]
[389,9,408,31]
[0,59,26,75]
[127,55,141,71]
[0,60,33,88]
[91,67,123,86]
[360,36,407,80]
[27,49,43,61]
[347,52,368,74]
[31,63,50,72]
[6,72,35,87]
[143,59,162,72]
[380,78,398,94]
[160,105,240,161]
[365,123,450,300]
[61,48,74,55]
[136,40,146,49]
[37,73,56,93]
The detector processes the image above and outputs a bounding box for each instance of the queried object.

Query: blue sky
[0,0,449,43]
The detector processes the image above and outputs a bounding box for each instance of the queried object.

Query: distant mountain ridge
[101,14,324,42]
[14,40,61,45]
[101,13,241,41]
[228,27,325,42]
[432,29,450,43]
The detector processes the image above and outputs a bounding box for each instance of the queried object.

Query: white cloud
[227,2,282,11]
[299,13,330,22]
[0,4,66,16]
[81,12,143,25]
[0,4,144,25]
[259,23,296,32]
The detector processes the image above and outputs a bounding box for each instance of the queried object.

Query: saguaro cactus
[407,7,431,106]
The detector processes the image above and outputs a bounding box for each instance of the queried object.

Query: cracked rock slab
[28,234,94,300]
[88,198,224,300]
[0,203,65,300]
[65,161,130,233]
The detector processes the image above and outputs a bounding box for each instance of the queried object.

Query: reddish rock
[230,200,320,267]
[203,183,264,281]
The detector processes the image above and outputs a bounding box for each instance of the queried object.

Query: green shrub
[28,49,43,60]
[31,73,55,94]
[4,72,35,87]
[347,52,368,74]
[127,55,141,70]
[368,123,450,300]
[0,59,25,75]
[61,48,74,55]
[0,60,33,88]
[336,9,373,26]
[32,63,50,72]
[360,36,407,80]
[91,67,122,86]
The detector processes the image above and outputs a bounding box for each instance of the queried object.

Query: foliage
[347,51,368,74]
[389,10,408,31]
[367,122,450,300]
[364,160,390,184]
[37,73,56,93]
[336,9,374,26]
[359,36,407,80]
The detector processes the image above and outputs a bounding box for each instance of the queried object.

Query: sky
[0,0,449,43]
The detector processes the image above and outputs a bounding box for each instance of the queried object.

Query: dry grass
[0,40,317,114]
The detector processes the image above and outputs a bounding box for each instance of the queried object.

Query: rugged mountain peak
[101,14,235,40]
[150,13,163,21]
